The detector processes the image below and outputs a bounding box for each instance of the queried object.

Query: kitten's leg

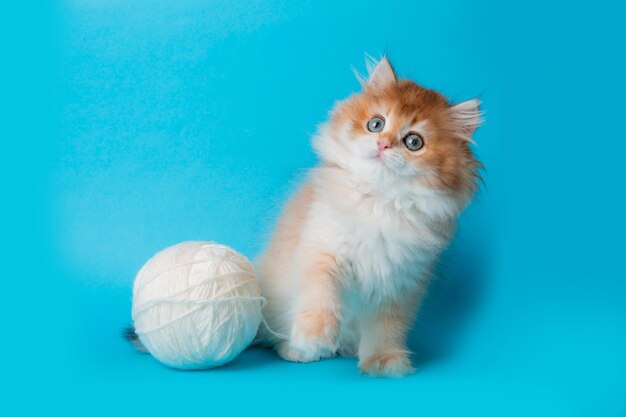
[358,295,422,377]
[279,251,340,363]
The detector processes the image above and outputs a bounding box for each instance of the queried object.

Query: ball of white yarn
[132,241,263,370]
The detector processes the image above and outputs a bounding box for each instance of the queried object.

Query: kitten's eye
[403,133,424,151]
[367,116,385,132]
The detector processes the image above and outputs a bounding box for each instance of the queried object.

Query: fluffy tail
[123,325,148,353]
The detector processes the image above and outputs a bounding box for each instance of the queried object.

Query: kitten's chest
[326,193,447,299]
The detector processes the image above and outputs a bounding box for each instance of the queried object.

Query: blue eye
[367,116,385,132]
[403,133,424,151]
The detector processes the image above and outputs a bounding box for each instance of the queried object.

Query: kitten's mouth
[376,152,389,162]
[375,154,393,170]
[367,150,396,170]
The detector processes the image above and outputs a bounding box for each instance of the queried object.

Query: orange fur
[294,309,339,345]
[293,251,340,343]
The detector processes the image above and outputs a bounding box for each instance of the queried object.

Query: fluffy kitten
[256,56,482,377]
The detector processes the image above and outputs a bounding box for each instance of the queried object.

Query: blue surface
[4,0,625,415]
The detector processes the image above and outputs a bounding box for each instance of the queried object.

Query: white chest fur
[306,168,458,304]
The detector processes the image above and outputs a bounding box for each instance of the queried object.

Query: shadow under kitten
[409,236,487,368]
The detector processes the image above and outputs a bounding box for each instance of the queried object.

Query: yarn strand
[132,275,258,318]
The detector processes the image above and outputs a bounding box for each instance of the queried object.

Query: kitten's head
[314,56,482,196]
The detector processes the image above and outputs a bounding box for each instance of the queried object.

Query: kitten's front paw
[276,342,314,363]
[287,309,339,362]
[359,351,415,378]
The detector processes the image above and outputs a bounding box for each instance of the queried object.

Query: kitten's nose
[377,139,391,154]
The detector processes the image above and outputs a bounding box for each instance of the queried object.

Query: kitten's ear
[362,55,397,89]
[449,99,483,143]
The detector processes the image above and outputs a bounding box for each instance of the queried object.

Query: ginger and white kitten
[256,57,482,377]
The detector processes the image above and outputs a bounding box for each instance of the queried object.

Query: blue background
[3,0,625,415]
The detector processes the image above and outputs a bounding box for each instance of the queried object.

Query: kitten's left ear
[356,55,397,89]
[449,99,483,142]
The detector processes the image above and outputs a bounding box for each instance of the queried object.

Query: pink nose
[377,140,391,154]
